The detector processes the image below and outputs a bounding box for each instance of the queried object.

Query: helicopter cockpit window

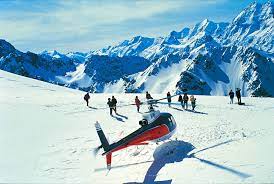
[171,116,176,124]
[168,116,176,124]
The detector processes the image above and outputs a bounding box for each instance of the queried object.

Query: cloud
[1,1,179,38]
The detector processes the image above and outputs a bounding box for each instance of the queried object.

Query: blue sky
[0,0,271,53]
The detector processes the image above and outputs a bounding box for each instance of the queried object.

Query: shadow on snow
[126,139,250,183]
[111,114,125,122]
[143,140,194,183]
[116,113,128,119]
[93,139,250,183]
[171,107,208,115]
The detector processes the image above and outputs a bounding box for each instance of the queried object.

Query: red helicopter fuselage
[95,111,177,169]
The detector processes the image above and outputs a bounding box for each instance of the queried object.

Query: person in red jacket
[135,96,141,112]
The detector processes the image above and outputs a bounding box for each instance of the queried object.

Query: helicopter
[94,94,182,170]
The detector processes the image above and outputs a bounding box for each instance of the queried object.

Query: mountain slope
[0,1,273,96]
[92,1,274,96]
[222,1,274,53]
[0,40,76,83]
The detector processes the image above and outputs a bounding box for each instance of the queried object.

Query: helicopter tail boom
[95,122,113,170]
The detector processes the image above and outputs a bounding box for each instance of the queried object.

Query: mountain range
[0,1,273,96]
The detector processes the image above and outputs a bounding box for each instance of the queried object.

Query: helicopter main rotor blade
[155,93,181,102]
[157,101,183,106]
[92,103,136,110]
[116,103,136,108]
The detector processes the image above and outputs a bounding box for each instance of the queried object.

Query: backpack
[84,93,90,100]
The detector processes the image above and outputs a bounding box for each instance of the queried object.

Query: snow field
[0,70,274,183]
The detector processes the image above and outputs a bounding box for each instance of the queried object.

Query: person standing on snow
[190,95,196,111]
[236,88,241,104]
[167,92,172,107]
[107,98,114,116]
[228,89,234,104]
[146,91,153,100]
[111,96,117,114]
[135,96,141,112]
[183,93,189,109]
[84,92,90,106]
[178,94,183,108]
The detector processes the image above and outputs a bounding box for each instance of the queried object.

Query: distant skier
[236,88,241,104]
[178,95,183,108]
[183,93,189,109]
[84,92,90,106]
[146,91,153,100]
[112,96,117,114]
[167,92,172,107]
[190,95,196,111]
[228,89,234,104]
[135,96,141,112]
[107,98,114,116]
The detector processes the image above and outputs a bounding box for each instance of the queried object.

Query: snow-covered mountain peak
[261,1,274,21]
[188,19,228,39]
[223,1,273,53]
[40,50,66,59]
[233,1,273,26]
[162,34,181,45]
[93,35,156,58]
[0,39,17,56]
[129,36,154,44]
[66,52,87,63]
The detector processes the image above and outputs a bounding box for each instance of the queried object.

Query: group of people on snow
[107,96,118,116]
[85,88,244,114]
[228,88,242,104]
[84,93,118,115]
[163,91,197,111]
[177,93,196,111]
[145,91,197,111]
[84,91,198,115]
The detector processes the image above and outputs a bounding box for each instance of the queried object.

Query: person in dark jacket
[178,95,183,108]
[228,89,234,104]
[236,88,241,104]
[135,96,141,112]
[167,92,172,107]
[183,93,189,109]
[107,98,114,116]
[111,96,117,113]
[84,92,90,106]
[146,91,153,100]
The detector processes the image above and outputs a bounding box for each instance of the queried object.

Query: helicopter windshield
[167,116,176,124]
[166,115,177,131]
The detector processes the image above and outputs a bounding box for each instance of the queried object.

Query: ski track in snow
[0,70,274,183]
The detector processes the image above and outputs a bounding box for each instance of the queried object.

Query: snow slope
[1,70,274,183]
